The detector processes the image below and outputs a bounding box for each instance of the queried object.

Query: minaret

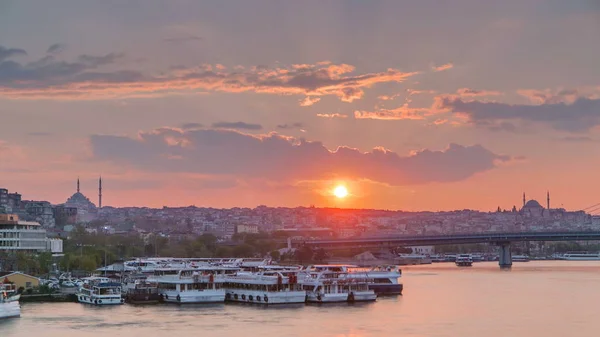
[547,191,550,210]
[522,192,526,208]
[99,176,102,209]
[77,177,80,193]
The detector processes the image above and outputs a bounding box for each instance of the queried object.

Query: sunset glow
[333,185,349,199]
[1,2,599,211]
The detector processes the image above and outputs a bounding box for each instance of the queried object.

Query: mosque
[520,192,550,217]
[63,177,103,221]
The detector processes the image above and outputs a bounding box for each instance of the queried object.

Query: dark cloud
[277,122,303,129]
[77,53,124,67]
[0,46,27,61]
[46,43,66,54]
[89,127,511,186]
[181,122,204,130]
[212,122,263,130]
[0,46,138,92]
[0,45,418,101]
[438,96,600,132]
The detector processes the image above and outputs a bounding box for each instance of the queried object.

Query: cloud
[180,122,204,130]
[354,104,430,120]
[0,45,419,102]
[437,96,600,132]
[0,46,27,61]
[277,122,304,129]
[316,113,348,119]
[299,96,321,106]
[456,88,502,97]
[46,43,66,54]
[212,121,263,130]
[432,63,453,72]
[518,87,600,104]
[89,127,512,186]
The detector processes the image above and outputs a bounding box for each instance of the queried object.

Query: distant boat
[512,255,530,262]
[560,252,600,261]
[455,254,473,267]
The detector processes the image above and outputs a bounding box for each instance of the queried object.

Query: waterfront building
[0,214,63,253]
[0,271,40,290]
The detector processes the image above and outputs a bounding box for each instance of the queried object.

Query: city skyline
[1,1,600,211]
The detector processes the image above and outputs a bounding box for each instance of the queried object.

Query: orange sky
[1,1,600,212]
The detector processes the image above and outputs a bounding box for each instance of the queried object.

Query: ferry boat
[76,277,124,305]
[512,255,531,262]
[123,280,161,304]
[455,254,473,267]
[303,265,403,296]
[224,270,305,304]
[147,267,237,304]
[0,283,20,319]
[301,271,377,303]
[560,252,600,261]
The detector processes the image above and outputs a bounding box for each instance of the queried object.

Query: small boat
[455,254,473,267]
[124,280,161,304]
[560,252,600,261]
[76,277,124,305]
[0,283,20,319]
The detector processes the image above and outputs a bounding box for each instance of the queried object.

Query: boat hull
[306,291,376,303]
[225,290,306,304]
[77,294,124,305]
[369,283,403,295]
[160,290,225,304]
[0,301,20,319]
[124,293,161,304]
[456,262,473,267]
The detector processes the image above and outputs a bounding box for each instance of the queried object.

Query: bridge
[288,231,600,268]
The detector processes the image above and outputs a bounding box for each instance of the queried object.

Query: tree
[295,245,313,264]
[269,250,281,261]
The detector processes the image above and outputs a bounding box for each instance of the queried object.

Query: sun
[333,185,349,198]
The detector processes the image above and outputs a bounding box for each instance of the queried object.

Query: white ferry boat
[76,277,124,305]
[455,254,473,267]
[147,267,237,303]
[303,265,403,295]
[301,271,377,303]
[224,270,305,304]
[561,252,600,260]
[0,284,20,319]
[512,255,531,262]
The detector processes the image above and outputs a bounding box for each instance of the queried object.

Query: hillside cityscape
[2,178,599,242]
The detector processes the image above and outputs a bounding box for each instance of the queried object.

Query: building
[0,271,40,290]
[236,224,259,234]
[0,214,63,253]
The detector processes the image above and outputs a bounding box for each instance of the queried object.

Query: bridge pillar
[498,243,512,268]
[287,237,292,250]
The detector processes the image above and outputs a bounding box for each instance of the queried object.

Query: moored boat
[124,280,161,304]
[76,277,124,305]
[147,267,237,304]
[0,283,20,319]
[224,270,305,304]
[301,271,377,303]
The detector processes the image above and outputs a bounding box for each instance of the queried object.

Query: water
[2,261,600,337]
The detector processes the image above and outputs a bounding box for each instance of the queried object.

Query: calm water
[2,261,600,337]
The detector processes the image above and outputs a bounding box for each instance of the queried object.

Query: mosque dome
[523,200,544,209]
[65,192,96,210]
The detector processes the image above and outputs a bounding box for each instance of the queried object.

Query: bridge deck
[292,231,600,247]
